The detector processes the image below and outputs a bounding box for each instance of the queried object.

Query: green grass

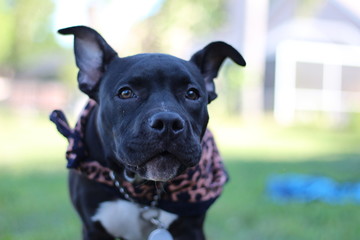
[0,170,80,240]
[1,110,360,240]
[206,157,360,240]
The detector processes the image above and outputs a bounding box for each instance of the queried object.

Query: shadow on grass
[1,155,360,240]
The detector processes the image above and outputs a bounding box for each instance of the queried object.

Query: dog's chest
[91,199,178,240]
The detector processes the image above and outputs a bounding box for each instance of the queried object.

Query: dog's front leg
[169,214,206,240]
[82,224,115,240]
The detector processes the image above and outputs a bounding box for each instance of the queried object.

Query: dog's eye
[118,88,135,99]
[185,88,200,100]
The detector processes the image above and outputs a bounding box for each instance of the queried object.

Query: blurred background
[1,0,360,239]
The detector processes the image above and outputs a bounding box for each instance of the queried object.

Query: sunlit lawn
[1,110,360,240]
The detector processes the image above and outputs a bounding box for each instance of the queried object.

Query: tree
[0,0,57,76]
[130,0,226,54]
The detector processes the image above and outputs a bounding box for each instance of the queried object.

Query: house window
[296,62,323,89]
[274,40,360,125]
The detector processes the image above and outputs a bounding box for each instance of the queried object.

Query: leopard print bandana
[50,100,228,216]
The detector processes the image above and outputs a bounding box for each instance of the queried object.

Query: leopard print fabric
[50,100,229,215]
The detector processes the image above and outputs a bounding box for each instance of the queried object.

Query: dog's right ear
[190,42,246,103]
[58,26,118,98]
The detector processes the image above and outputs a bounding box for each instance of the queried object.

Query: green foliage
[133,0,226,52]
[296,0,325,16]
[0,1,13,65]
[0,0,57,72]
[212,63,246,114]
[158,0,225,35]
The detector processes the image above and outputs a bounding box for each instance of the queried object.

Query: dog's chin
[138,152,183,182]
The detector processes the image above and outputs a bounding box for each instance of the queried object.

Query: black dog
[51,26,245,240]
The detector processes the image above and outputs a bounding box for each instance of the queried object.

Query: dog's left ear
[190,42,246,103]
[58,26,118,99]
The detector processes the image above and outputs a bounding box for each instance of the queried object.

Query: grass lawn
[1,110,360,240]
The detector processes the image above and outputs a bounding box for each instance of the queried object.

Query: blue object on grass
[267,174,360,204]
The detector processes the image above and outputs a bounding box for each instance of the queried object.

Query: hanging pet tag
[148,228,173,240]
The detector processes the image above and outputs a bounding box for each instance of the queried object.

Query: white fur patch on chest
[91,199,178,240]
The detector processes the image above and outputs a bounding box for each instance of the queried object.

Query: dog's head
[59,26,245,181]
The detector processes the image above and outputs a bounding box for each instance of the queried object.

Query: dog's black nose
[149,112,185,136]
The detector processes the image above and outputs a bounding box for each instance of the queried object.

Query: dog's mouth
[125,151,184,182]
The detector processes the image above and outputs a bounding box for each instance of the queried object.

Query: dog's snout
[149,112,185,135]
